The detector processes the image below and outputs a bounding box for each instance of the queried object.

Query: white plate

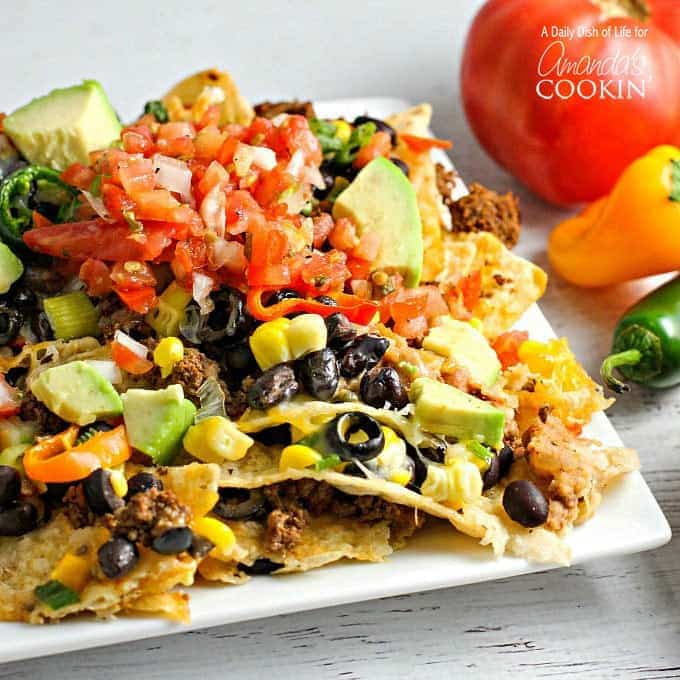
[0,98,670,664]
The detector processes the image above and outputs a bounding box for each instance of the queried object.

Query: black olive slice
[325,412,384,462]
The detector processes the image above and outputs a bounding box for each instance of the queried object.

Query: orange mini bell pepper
[548,145,680,287]
[399,134,452,153]
[23,425,131,483]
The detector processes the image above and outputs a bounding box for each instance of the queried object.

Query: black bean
[390,157,409,177]
[42,482,71,506]
[0,305,23,345]
[482,454,501,491]
[339,334,389,378]
[502,480,549,528]
[213,488,266,521]
[82,469,124,515]
[98,537,139,578]
[296,348,339,401]
[238,558,284,575]
[498,445,515,478]
[313,295,338,307]
[314,162,336,199]
[247,364,299,410]
[23,266,65,295]
[360,366,408,410]
[265,289,300,306]
[204,288,252,342]
[221,341,256,373]
[0,502,38,536]
[0,465,21,507]
[353,116,398,145]
[8,285,37,312]
[250,424,292,447]
[325,313,356,350]
[31,311,54,341]
[151,527,194,555]
[125,472,163,500]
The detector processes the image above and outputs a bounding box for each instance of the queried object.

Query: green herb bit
[466,440,493,464]
[143,100,169,123]
[397,361,418,378]
[123,210,143,233]
[35,580,80,610]
[315,453,342,471]
[327,177,350,203]
[89,173,103,197]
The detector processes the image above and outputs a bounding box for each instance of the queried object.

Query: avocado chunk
[122,385,197,465]
[30,361,123,426]
[0,243,23,294]
[410,377,505,449]
[4,80,122,170]
[332,156,423,287]
[423,318,501,388]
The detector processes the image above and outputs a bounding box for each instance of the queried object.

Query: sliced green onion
[315,453,341,471]
[466,440,493,464]
[146,282,192,337]
[43,291,100,340]
[89,174,103,197]
[34,580,80,610]
[122,210,143,233]
[144,100,169,123]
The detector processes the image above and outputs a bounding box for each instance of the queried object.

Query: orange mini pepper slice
[399,133,452,153]
[23,425,131,483]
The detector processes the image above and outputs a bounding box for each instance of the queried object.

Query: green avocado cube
[410,377,505,449]
[4,80,122,170]
[30,360,123,426]
[0,244,23,294]
[332,156,423,287]
[122,385,196,465]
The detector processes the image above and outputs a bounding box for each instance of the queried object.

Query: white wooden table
[3,1,678,677]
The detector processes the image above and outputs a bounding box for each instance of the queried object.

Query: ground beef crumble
[102,488,192,546]
[260,479,422,554]
[97,294,153,342]
[146,346,220,399]
[63,483,94,529]
[436,165,521,248]
[254,100,316,119]
[19,392,67,436]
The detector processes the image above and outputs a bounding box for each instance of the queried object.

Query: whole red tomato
[461,0,680,205]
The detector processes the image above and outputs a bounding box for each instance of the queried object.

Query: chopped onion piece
[286,150,305,178]
[113,330,148,359]
[270,113,288,127]
[192,272,215,315]
[84,360,123,385]
[81,190,114,222]
[233,143,277,177]
[152,153,194,206]
[281,184,308,214]
[301,164,325,189]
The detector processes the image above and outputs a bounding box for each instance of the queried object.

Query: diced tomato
[225,190,265,235]
[297,250,350,295]
[0,376,20,418]
[195,125,228,163]
[421,285,449,318]
[208,238,247,274]
[328,217,359,252]
[347,257,372,280]
[353,230,381,262]
[399,133,452,153]
[118,157,156,196]
[253,167,295,207]
[110,261,157,289]
[23,221,170,261]
[79,259,112,296]
[60,163,97,190]
[277,115,322,165]
[197,105,221,130]
[133,189,196,224]
[354,131,392,169]
[121,124,154,156]
[216,136,240,166]
[380,286,446,340]
[158,122,196,141]
[394,315,429,339]
[492,330,529,370]
[198,160,230,196]
[312,213,334,248]
[244,117,276,148]
[101,183,136,222]
[111,340,154,375]
[247,226,291,287]
[457,270,482,311]
[89,148,130,183]
[32,211,53,229]
[142,220,189,242]
[114,285,158,314]
[171,238,208,286]
[200,185,226,235]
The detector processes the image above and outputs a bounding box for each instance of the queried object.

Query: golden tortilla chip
[163,68,254,125]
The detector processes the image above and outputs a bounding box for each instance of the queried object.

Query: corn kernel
[279,444,322,471]
[286,314,327,359]
[183,416,254,463]
[249,318,292,370]
[153,337,185,378]
[469,317,484,333]
[333,119,352,144]
[109,469,128,498]
[389,469,411,486]
[50,553,91,593]
[192,516,236,558]
[447,459,483,509]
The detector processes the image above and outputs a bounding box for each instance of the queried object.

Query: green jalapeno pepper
[0,166,78,248]
[601,276,680,391]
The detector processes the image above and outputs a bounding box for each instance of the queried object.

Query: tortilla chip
[437,232,548,337]
[163,68,254,125]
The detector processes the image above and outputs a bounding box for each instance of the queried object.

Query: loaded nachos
[0,70,638,624]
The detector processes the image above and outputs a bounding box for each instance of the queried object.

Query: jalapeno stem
[600,349,642,393]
